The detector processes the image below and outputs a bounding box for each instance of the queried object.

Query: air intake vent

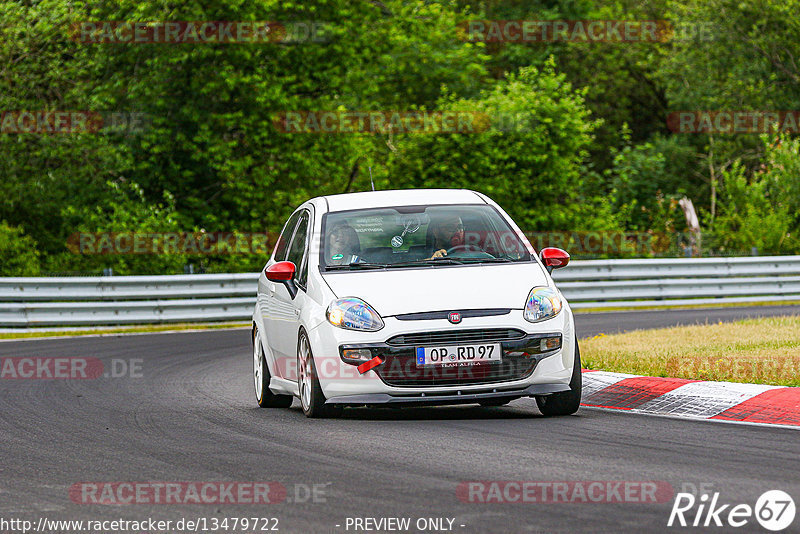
[394,309,511,321]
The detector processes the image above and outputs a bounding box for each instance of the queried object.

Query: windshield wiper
[386,258,465,268]
[325,262,388,271]
[458,257,515,263]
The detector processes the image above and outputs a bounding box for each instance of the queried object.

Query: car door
[265,209,312,379]
[259,210,301,371]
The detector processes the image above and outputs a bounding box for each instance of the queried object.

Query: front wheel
[297,331,342,418]
[253,328,293,408]
[535,342,582,416]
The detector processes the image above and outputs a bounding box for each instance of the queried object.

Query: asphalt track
[2,306,800,533]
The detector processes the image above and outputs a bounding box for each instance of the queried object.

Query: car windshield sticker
[332,254,343,260]
[401,216,421,234]
[390,215,421,248]
[351,216,384,234]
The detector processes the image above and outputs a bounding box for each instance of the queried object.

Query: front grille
[386,328,526,347]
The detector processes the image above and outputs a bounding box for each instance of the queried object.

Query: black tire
[535,342,582,416]
[297,330,342,418]
[253,327,293,408]
[479,398,512,407]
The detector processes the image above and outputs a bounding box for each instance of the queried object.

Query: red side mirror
[540,247,570,273]
[265,261,296,282]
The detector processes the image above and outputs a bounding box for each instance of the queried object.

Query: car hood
[321,262,548,316]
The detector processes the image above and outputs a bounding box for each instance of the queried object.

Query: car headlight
[523,287,562,323]
[326,298,384,332]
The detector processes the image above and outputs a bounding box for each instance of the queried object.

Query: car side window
[286,211,310,287]
[273,211,302,262]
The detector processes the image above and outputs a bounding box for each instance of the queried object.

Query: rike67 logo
[668,490,795,531]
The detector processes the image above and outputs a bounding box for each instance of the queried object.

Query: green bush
[711,135,800,254]
[607,133,697,233]
[0,222,41,276]
[48,181,189,275]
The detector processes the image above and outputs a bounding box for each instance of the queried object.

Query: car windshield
[321,204,533,270]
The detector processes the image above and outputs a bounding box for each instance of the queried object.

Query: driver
[328,224,362,265]
[428,215,465,259]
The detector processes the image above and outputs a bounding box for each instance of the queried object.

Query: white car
[252,189,579,418]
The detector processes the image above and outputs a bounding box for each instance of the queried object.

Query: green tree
[387,61,609,232]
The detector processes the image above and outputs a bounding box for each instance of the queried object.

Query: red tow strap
[357,356,384,374]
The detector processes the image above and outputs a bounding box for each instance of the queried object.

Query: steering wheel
[445,244,494,259]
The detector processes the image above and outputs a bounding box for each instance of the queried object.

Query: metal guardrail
[551,255,800,281]
[0,273,256,302]
[554,256,800,309]
[1,257,799,326]
[0,274,258,327]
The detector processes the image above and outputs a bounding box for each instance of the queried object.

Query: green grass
[581,316,800,386]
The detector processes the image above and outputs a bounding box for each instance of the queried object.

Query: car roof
[319,189,486,212]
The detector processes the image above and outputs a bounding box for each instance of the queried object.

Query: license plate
[416,343,502,367]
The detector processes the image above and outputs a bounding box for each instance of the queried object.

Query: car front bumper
[306,305,576,404]
[325,383,570,406]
